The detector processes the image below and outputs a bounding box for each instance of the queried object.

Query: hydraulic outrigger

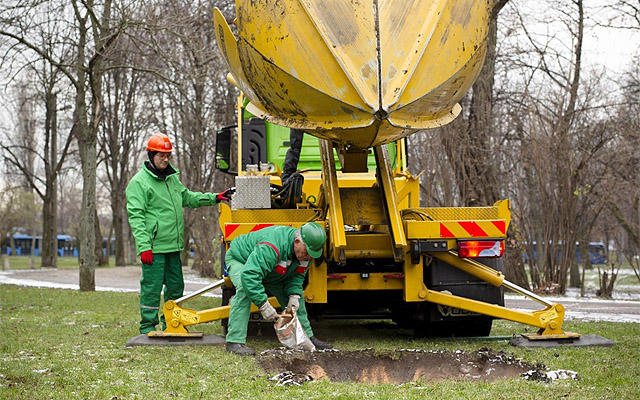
[128,253,585,346]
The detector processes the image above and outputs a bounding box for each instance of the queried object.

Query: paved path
[2,266,638,322]
[504,295,640,323]
[0,266,222,297]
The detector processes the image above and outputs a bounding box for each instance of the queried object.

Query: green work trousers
[225,255,314,344]
[139,251,184,334]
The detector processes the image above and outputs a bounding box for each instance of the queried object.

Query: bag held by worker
[274,311,315,351]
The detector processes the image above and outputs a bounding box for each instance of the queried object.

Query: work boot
[225,342,256,356]
[310,336,333,350]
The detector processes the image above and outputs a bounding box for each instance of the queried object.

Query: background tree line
[1,0,638,296]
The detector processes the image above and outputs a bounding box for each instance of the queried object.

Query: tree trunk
[106,222,114,264]
[9,231,16,256]
[569,250,581,288]
[124,220,136,265]
[465,13,500,207]
[29,231,36,269]
[111,185,126,266]
[78,131,97,290]
[191,214,217,278]
[75,16,96,291]
[572,238,589,288]
[78,147,96,291]
[41,91,58,268]
[94,202,107,266]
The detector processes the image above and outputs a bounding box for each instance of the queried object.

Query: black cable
[271,172,304,209]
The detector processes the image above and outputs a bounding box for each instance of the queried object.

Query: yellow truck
[151,0,580,343]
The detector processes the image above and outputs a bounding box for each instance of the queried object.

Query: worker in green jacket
[225,223,333,355]
[126,133,232,335]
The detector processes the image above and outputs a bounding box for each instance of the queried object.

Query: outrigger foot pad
[510,334,614,348]
[125,334,226,347]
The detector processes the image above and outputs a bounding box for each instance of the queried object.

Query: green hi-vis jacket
[227,225,310,307]
[126,162,219,255]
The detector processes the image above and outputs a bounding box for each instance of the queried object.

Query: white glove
[259,301,278,321]
[286,294,300,313]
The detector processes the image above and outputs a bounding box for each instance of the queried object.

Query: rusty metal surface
[213,0,491,148]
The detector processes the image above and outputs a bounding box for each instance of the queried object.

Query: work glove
[216,188,233,203]
[259,301,278,321]
[286,294,300,313]
[140,250,153,265]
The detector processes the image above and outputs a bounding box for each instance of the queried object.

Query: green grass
[1,285,639,399]
[1,256,195,270]
[1,256,112,270]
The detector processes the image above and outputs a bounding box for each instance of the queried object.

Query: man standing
[126,133,232,334]
[225,222,333,355]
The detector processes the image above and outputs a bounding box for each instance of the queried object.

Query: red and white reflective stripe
[439,220,506,238]
[275,262,287,275]
[224,223,275,240]
[296,260,310,274]
[257,242,279,263]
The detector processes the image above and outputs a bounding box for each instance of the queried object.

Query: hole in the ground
[259,347,544,385]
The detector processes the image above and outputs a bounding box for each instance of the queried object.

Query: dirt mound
[259,347,544,385]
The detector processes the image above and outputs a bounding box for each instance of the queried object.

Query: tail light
[458,240,504,258]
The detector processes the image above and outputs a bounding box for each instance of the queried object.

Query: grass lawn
[2,256,113,270]
[1,285,639,399]
[2,256,195,270]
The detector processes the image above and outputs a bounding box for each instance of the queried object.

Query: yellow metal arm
[374,145,407,259]
[319,139,347,260]
[427,251,577,338]
[433,251,505,287]
[423,288,571,337]
[158,297,281,337]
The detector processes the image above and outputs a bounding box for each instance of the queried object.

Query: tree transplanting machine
[126,0,612,349]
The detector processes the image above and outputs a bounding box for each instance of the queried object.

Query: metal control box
[232,175,271,209]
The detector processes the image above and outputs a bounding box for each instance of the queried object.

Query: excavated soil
[259,347,545,385]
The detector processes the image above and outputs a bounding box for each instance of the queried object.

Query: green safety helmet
[300,222,326,259]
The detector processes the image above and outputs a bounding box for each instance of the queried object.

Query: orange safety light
[458,240,504,258]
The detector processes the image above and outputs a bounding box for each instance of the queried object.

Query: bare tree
[0,64,75,269]
[99,64,146,266]
[135,0,236,277]
[0,187,39,269]
[600,54,640,284]
[1,0,133,288]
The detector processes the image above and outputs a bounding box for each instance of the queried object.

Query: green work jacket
[126,162,219,255]
[227,226,310,307]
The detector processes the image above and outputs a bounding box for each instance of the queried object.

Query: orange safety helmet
[147,133,173,152]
